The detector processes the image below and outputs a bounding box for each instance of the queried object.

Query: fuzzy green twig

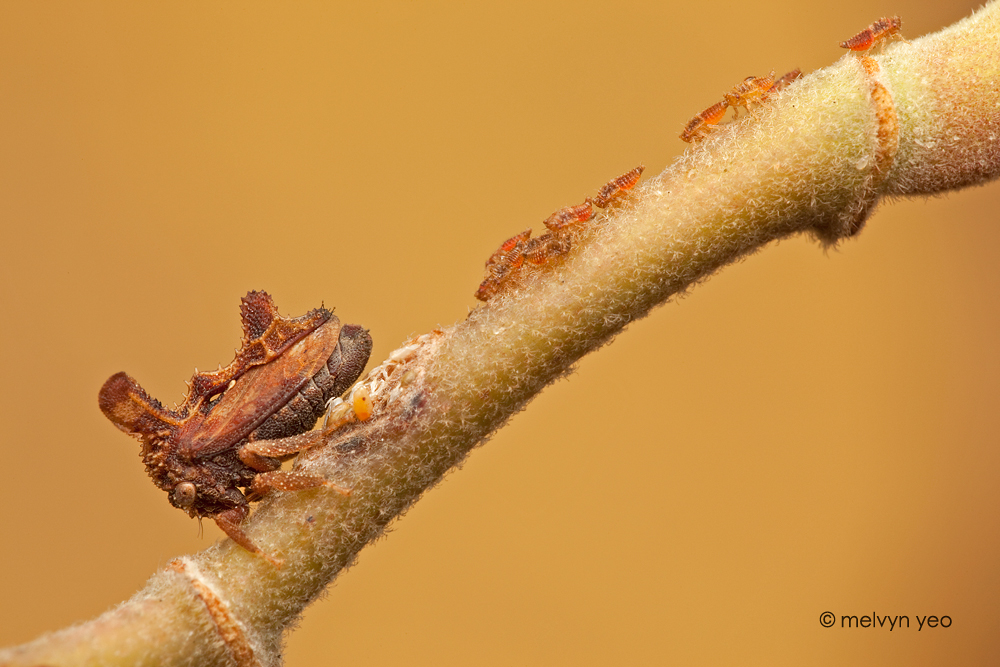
[3,4,998,666]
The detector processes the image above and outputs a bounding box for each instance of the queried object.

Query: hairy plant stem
[3,4,998,666]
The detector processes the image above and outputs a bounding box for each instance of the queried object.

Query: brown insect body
[523,232,571,265]
[681,68,802,143]
[484,229,531,271]
[474,166,645,301]
[680,101,729,143]
[724,72,775,117]
[770,68,802,93]
[476,229,531,300]
[542,202,594,232]
[840,16,902,51]
[591,165,645,208]
[99,291,372,564]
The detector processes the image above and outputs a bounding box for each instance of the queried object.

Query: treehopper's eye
[172,482,197,511]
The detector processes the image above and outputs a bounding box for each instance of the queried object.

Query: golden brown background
[2,2,998,664]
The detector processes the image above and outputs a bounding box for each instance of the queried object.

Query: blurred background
[2,2,997,665]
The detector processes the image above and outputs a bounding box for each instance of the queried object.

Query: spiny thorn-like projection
[98,291,372,566]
